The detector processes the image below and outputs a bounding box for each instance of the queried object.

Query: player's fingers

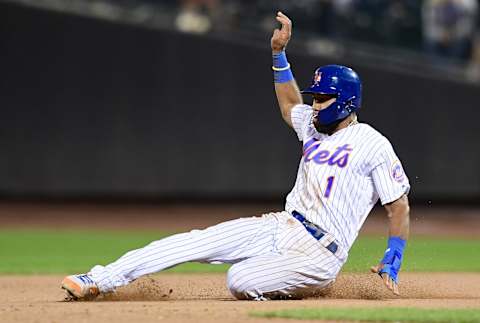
[370,264,383,273]
[275,16,290,30]
[276,12,291,33]
[382,273,388,285]
[392,281,400,296]
[277,11,291,24]
[382,273,393,290]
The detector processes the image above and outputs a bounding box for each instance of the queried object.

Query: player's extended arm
[270,12,303,128]
[371,194,410,295]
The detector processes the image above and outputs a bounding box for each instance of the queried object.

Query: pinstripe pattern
[86,104,408,300]
[89,212,341,299]
[286,104,410,254]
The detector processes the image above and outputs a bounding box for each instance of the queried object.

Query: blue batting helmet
[301,65,362,125]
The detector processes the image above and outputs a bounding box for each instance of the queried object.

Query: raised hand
[271,11,292,53]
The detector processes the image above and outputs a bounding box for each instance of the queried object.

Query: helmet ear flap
[345,99,354,113]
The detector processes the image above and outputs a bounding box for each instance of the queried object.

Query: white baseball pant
[89,211,344,300]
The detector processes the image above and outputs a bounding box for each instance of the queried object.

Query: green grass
[0,229,479,274]
[251,307,480,323]
[0,229,230,274]
[344,236,480,272]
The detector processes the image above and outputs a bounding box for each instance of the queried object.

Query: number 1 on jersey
[324,176,335,198]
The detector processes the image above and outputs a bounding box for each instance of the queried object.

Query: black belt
[292,211,338,255]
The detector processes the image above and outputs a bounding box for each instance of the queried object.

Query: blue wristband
[273,51,289,69]
[272,51,294,83]
[379,237,406,283]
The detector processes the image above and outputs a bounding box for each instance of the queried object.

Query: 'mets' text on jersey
[285,105,410,255]
[303,140,352,168]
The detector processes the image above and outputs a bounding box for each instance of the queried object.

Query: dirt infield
[2,202,480,322]
[2,273,480,323]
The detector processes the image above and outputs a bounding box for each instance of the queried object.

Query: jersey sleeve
[371,139,410,205]
[290,104,313,141]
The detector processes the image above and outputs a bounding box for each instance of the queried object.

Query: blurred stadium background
[0,0,479,204]
[1,4,480,322]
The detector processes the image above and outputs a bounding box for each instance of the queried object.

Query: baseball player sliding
[62,12,410,301]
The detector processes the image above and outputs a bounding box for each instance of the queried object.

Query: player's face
[311,94,337,122]
[312,94,337,112]
[311,94,339,134]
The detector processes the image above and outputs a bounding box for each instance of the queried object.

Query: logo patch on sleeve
[391,160,405,183]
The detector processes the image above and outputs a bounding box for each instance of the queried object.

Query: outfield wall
[1,3,479,200]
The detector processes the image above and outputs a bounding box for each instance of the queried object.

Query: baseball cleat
[61,274,100,301]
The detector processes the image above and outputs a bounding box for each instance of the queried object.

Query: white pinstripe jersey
[285,104,410,253]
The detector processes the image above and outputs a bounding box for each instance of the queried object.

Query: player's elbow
[387,195,410,219]
[385,195,410,239]
[280,109,293,127]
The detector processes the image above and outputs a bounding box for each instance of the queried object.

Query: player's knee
[226,265,260,300]
[226,265,245,299]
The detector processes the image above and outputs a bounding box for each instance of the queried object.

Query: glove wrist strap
[380,236,406,267]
